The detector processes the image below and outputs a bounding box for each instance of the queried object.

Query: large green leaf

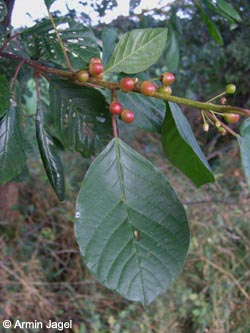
[117,91,165,133]
[49,80,113,157]
[238,119,250,186]
[102,28,118,66]
[0,85,26,185]
[216,0,241,22]
[36,100,65,201]
[21,19,100,69]
[75,138,190,306]
[163,25,180,72]
[0,74,10,117]
[161,102,215,187]
[104,28,168,74]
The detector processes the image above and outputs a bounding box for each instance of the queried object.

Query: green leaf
[238,119,250,186]
[49,80,113,157]
[0,0,7,22]
[0,85,26,185]
[102,28,118,66]
[163,25,180,72]
[75,138,190,306]
[44,0,56,9]
[21,19,100,69]
[36,100,65,201]
[161,102,215,187]
[117,91,165,133]
[105,28,168,74]
[216,0,242,22]
[0,74,10,117]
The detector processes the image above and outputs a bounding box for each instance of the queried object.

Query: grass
[0,130,250,333]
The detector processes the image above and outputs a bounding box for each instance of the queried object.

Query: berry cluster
[157,71,175,95]
[76,57,104,82]
[109,101,135,123]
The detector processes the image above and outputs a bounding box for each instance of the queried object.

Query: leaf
[0,74,10,117]
[36,100,65,201]
[117,91,165,133]
[216,0,242,22]
[238,119,250,186]
[21,19,100,69]
[102,28,118,66]
[0,0,7,23]
[44,0,56,9]
[75,138,190,306]
[105,28,168,74]
[161,102,215,187]
[0,84,26,185]
[49,80,113,157]
[163,25,180,72]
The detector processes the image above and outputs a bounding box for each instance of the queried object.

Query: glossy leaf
[0,0,7,23]
[161,102,215,187]
[75,138,190,306]
[238,119,250,186]
[163,25,179,72]
[0,74,10,117]
[0,85,26,185]
[21,19,100,69]
[49,80,113,157]
[105,28,168,74]
[102,28,118,65]
[216,0,241,22]
[117,91,165,133]
[36,100,65,201]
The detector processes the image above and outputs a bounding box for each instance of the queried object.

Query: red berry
[140,81,157,96]
[109,102,123,115]
[89,62,103,76]
[161,72,175,86]
[121,109,135,123]
[120,77,135,92]
[90,57,102,64]
[223,113,240,124]
[76,70,89,82]
[157,86,172,95]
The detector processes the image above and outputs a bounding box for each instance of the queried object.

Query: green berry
[225,84,236,94]
[157,86,172,95]
[76,70,89,82]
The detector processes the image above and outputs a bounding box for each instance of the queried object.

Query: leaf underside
[75,138,190,306]
[161,102,215,187]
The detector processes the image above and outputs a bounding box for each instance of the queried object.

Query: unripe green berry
[157,86,172,95]
[225,84,236,94]
[76,70,89,82]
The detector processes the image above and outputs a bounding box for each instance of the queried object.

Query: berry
[225,84,236,94]
[76,70,89,82]
[120,77,135,92]
[120,109,135,123]
[218,127,227,136]
[157,86,172,95]
[90,57,102,64]
[223,113,240,124]
[109,102,123,115]
[140,81,157,96]
[161,72,175,86]
[89,62,103,76]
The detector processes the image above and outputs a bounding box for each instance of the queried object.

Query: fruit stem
[206,91,226,103]
[10,59,25,91]
[112,114,119,138]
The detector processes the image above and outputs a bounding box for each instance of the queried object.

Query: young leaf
[238,119,250,186]
[0,85,26,185]
[104,28,168,74]
[117,91,165,133]
[49,80,113,157]
[75,138,190,306]
[0,74,10,117]
[161,102,215,187]
[36,100,65,201]
[216,0,242,22]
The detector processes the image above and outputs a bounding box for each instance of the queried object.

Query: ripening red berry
[120,77,135,92]
[161,72,175,86]
[89,62,103,76]
[140,81,157,96]
[76,70,90,82]
[90,57,102,64]
[120,109,135,123]
[223,113,240,124]
[109,102,123,115]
